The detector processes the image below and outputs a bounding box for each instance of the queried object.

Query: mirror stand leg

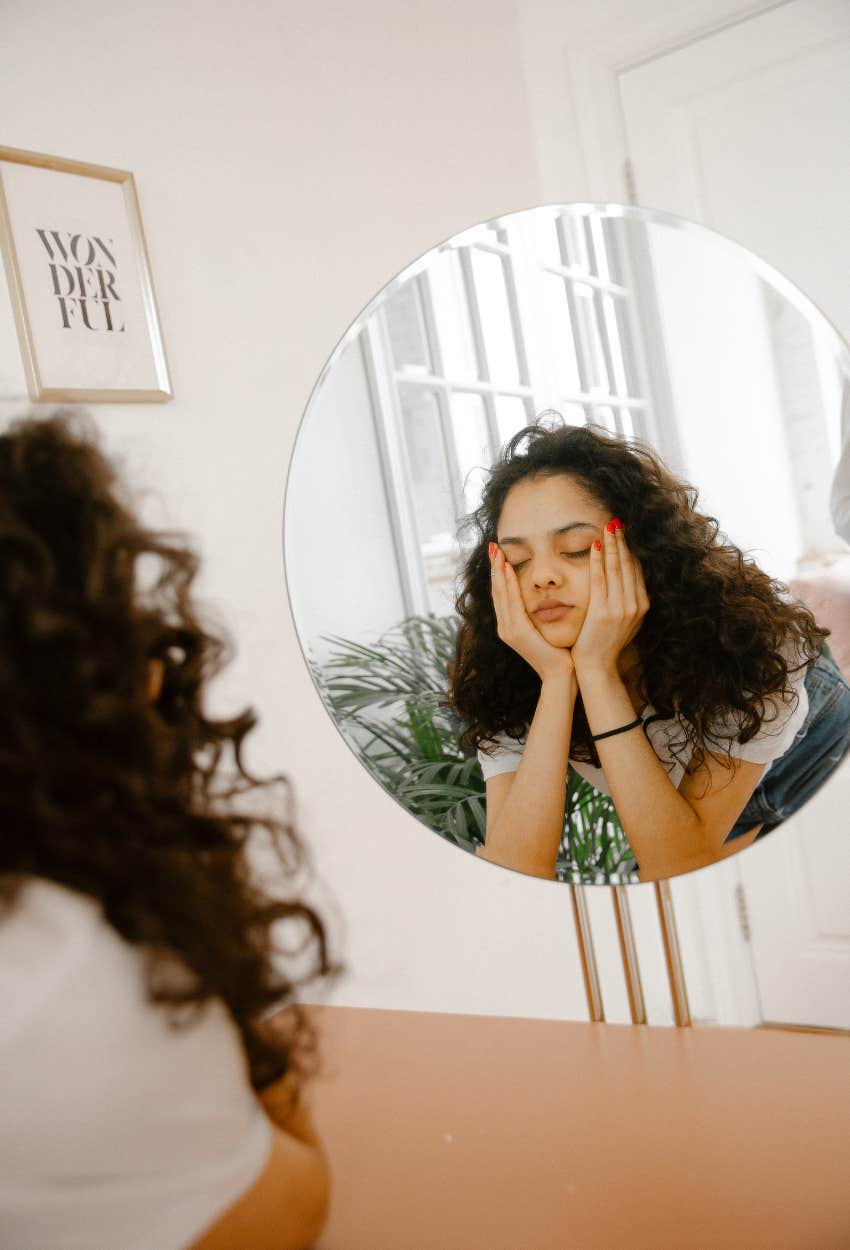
[612,885,647,1024]
[655,879,691,1027]
[570,885,605,1022]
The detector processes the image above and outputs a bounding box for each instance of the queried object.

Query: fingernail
[593,540,602,551]
[606,518,623,533]
[488,542,497,559]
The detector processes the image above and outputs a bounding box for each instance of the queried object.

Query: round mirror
[284,204,850,886]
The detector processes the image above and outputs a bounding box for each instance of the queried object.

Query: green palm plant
[311,614,638,882]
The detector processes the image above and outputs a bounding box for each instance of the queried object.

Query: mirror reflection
[285,204,850,885]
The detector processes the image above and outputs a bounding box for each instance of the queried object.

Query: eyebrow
[497,521,599,547]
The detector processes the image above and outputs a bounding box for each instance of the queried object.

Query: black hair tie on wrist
[591,716,644,742]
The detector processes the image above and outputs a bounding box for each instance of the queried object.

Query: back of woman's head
[1,410,205,794]
[0,409,336,1090]
[449,419,827,768]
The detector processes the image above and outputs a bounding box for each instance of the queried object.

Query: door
[619,0,850,1027]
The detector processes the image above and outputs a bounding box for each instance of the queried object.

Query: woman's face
[495,472,611,649]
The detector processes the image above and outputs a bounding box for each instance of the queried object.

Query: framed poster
[0,146,172,402]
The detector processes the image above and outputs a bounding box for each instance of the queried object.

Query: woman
[0,410,337,1250]
[448,421,850,883]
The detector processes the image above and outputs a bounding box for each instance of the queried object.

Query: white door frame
[519,0,792,205]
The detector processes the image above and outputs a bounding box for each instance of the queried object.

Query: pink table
[305,1005,850,1250]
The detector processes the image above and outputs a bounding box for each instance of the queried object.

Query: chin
[536,618,581,648]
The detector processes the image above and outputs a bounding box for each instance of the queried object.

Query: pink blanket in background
[790,553,850,681]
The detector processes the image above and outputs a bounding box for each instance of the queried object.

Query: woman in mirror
[448,422,850,883]
[0,411,335,1250]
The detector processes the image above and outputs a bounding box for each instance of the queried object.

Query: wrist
[539,664,577,694]
[572,656,621,686]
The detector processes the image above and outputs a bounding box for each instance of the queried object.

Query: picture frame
[0,145,172,402]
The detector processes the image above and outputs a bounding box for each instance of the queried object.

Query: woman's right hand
[489,542,575,683]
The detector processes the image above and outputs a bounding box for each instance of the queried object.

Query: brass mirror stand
[570,881,691,1026]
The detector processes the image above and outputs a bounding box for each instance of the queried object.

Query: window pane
[470,249,520,387]
[384,279,430,371]
[450,392,491,512]
[543,275,582,395]
[422,546,460,616]
[557,402,590,427]
[399,387,455,546]
[618,407,636,439]
[588,214,611,283]
[601,215,626,287]
[608,293,641,398]
[532,211,563,269]
[575,283,609,393]
[430,249,478,382]
[559,214,591,272]
[601,292,628,397]
[591,404,618,434]
[495,395,530,451]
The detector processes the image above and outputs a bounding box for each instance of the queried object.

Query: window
[363,209,655,614]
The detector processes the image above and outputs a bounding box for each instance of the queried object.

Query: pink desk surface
[305,1005,850,1250]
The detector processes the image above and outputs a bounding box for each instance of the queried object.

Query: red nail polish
[606,518,623,533]
[593,540,602,551]
[488,542,497,559]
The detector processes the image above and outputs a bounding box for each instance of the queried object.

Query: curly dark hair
[448,421,828,774]
[0,409,339,1092]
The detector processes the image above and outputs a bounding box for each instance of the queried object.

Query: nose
[530,553,566,588]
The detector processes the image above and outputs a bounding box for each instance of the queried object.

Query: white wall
[3,0,638,1025]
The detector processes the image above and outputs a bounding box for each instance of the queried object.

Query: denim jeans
[724,648,850,843]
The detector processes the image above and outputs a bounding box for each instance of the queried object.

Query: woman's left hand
[571,520,650,677]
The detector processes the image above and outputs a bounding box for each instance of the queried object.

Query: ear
[147,658,165,702]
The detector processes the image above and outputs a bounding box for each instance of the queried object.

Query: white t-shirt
[0,876,273,1250]
[478,661,810,794]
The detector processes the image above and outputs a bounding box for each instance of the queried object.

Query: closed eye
[509,548,590,570]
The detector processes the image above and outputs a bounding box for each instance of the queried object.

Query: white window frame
[365,209,665,615]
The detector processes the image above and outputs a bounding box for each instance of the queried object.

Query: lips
[534,600,573,622]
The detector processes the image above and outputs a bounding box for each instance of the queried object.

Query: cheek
[565,568,592,629]
[516,572,535,612]
[570,603,589,635]
[572,564,591,606]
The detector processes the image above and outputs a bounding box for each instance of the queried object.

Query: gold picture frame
[0,145,172,402]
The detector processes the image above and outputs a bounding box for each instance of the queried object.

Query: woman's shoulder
[0,876,105,1029]
[0,874,248,1069]
[0,872,103,930]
